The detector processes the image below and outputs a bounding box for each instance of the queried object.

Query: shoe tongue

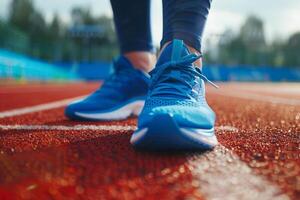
[156,39,190,66]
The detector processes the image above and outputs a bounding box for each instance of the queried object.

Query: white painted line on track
[0,124,136,131]
[210,90,300,106]
[0,124,238,132]
[216,125,238,132]
[243,87,300,95]
[0,96,85,119]
[189,145,289,200]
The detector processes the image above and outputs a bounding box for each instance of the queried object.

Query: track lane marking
[0,96,85,119]
[210,90,300,106]
[215,125,238,132]
[188,145,289,200]
[0,124,288,199]
[0,124,237,132]
[0,124,136,131]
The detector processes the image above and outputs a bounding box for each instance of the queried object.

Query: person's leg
[131,0,218,150]
[160,0,212,68]
[111,0,156,72]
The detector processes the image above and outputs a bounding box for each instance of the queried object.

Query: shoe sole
[131,114,218,150]
[66,99,145,121]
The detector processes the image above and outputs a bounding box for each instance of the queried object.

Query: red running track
[0,82,299,200]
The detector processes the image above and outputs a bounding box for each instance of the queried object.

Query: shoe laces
[149,53,218,99]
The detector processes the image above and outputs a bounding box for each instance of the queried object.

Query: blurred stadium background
[0,0,299,82]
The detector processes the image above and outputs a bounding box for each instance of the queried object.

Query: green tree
[0,20,29,53]
[69,7,118,61]
[218,16,268,65]
[71,7,97,25]
[49,14,63,39]
[240,16,266,48]
[4,2,118,62]
[8,0,34,32]
[283,32,300,67]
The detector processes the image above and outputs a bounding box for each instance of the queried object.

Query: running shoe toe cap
[138,105,215,129]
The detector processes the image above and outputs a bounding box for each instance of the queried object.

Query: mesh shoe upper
[66,56,149,114]
[138,40,216,129]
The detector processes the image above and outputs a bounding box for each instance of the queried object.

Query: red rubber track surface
[0,83,99,111]
[0,82,299,200]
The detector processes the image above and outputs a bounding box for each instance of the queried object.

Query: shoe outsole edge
[65,99,145,121]
[131,114,218,150]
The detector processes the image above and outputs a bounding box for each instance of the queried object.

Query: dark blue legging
[110,0,211,53]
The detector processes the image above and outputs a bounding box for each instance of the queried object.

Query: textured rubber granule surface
[210,93,300,199]
[0,129,207,199]
[0,82,299,200]
[0,83,99,111]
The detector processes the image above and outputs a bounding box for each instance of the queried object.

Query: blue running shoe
[65,56,149,121]
[131,39,218,150]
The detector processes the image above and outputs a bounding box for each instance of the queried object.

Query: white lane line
[0,124,238,132]
[188,145,289,200]
[210,90,300,106]
[216,125,238,132]
[0,124,136,131]
[0,96,85,119]
[243,87,300,95]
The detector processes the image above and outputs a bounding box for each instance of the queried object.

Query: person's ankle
[159,40,202,69]
[124,51,156,73]
[186,46,202,69]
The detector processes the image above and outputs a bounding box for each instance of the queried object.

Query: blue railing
[0,49,78,81]
[55,62,300,82]
[203,64,300,82]
[1,49,299,82]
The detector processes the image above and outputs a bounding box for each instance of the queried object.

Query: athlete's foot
[131,39,218,150]
[65,56,149,121]
[124,51,156,72]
